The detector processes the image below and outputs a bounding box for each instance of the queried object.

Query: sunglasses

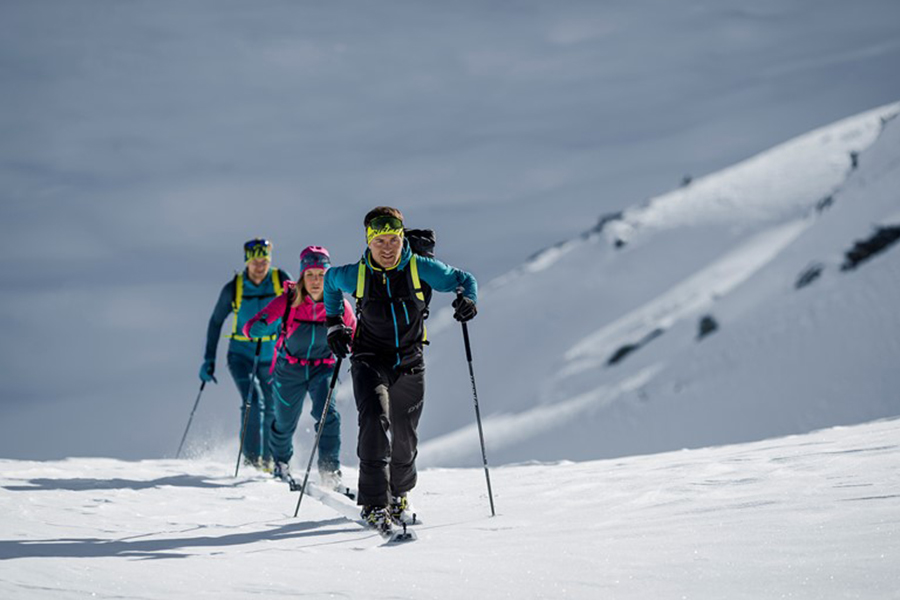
[368,215,403,231]
[300,252,330,270]
[244,239,272,251]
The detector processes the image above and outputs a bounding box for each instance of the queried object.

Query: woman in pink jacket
[244,246,356,488]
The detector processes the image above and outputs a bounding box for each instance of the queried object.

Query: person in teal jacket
[200,238,291,470]
[323,206,477,533]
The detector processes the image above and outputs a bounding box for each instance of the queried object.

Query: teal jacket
[324,241,476,369]
[204,268,291,362]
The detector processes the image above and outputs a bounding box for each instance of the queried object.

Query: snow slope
[419,103,900,467]
[1,417,897,599]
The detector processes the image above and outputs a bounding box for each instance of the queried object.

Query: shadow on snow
[2,474,253,492]
[0,517,355,561]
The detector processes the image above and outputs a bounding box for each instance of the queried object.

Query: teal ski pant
[227,352,275,464]
[270,359,341,472]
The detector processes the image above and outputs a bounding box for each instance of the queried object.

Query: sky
[1,0,900,460]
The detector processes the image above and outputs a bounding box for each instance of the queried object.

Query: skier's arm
[416,256,478,303]
[341,298,358,336]
[242,285,291,339]
[324,264,359,321]
[204,280,235,362]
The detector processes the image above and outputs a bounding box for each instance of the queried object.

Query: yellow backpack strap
[408,255,428,343]
[272,269,282,296]
[409,255,425,302]
[229,273,243,339]
[355,260,366,300]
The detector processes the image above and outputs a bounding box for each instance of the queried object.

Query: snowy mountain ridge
[417,102,900,467]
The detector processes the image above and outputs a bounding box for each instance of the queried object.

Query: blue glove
[199,359,217,383]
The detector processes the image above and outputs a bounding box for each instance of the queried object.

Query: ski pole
[294,357,343,517]
[253,376,267,461]
[176,381,207,459]
[458,291,496,517]
[235,339,263,478]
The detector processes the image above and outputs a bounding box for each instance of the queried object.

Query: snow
[1,2,899,596]
[2,417,898,598]
[418,102,900,467]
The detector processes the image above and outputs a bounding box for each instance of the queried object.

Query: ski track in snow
[1,418,898,598]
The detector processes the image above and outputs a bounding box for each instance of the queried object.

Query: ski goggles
[299,246,330,273]
[244,238,272,262]
[366,215,404,244]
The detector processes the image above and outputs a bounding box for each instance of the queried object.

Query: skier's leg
[351,360,391,507]
[227,352,259,463]
[268,360,308,464]
[308,365,342,473]
[388,368,425,497]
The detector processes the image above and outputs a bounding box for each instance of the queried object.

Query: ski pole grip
[457,290,474,362]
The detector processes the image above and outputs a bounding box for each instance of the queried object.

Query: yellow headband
[366,220,404,244]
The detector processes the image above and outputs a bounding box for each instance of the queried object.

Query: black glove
[452,295,477,323]
[327,324,353,359]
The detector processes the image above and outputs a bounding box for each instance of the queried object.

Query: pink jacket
[243,281,356,370]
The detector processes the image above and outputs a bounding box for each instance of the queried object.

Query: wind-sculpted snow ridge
[1,418,898,598]
[419,104,900,466]
[604,102,900,247]
[460,102,899,304]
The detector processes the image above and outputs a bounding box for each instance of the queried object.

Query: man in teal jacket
[323,207,477,533]
[200,238,291,469]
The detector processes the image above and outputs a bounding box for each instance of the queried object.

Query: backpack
[405,229,435,310]
[355,228,435,318]
[228,269,283,342]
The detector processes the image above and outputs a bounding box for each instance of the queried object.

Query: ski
[287,477,356,501]
[303,482,417,544]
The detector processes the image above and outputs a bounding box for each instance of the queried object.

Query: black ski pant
[351,358,425,507]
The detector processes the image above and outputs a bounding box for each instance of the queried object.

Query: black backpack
[405,229,435,311]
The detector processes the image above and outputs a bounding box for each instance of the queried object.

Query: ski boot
[390,493,418,525]
[273,461,292,482]
[361,505,394,538]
